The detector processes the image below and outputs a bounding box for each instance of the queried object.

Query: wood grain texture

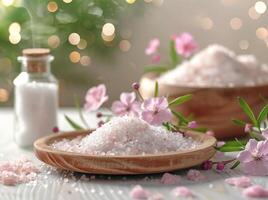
[34,130,216,175]
[140,73,268,139]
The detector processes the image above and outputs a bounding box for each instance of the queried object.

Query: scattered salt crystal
[187,169,205,181]
[52,116,200,155]
[148,193,164,200]
[130,185,151,199]
[158,44,268,87]
[243,185,268,198]
[160,173,181,185]
[0,158,39,186]
[225,176,251,188]
[172,186,195,198]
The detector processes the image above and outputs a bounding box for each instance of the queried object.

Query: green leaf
[257,104,268,124]
[171,110,189,125]
[217,140,246,152]
[232,119,246,126]
[64,115,84,130]
[144,66,169,74]
[218,146,244,152]
[192,127,208,133]
[154,81,159,97]
[169,40,180,67]
[238,97,258,127]
[230,160,240,169]
[169,94,192,107]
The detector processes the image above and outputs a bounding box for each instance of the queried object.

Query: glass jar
[13,48,58,147]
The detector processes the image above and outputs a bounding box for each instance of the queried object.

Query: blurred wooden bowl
[140,73,268,139]
[34,130,216,174]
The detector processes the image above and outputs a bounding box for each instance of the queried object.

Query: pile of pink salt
[52,116,200,155]
[158,44,268,87]
[0,158,39,186]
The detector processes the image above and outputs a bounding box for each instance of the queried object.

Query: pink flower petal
[130,185,150,199]
[174,32,198,58]
[188,121,198,129]
[243,185,268,198]
[187,169,205,181]
[237,150,254,163]
[84,84,108,112]
[172,186,195,198]
[145,38,160,56]
[225,176,252,188]
[160,173,181,185]
[243,160,268,176]
[120,92,136,106]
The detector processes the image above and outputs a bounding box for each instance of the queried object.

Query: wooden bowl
[34,130,216,174]
[140,73,268,139]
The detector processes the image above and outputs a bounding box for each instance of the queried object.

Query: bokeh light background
[0,0,268,106]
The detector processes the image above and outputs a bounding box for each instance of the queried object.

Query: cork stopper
[23,48,50,57]
[22,48,51,73]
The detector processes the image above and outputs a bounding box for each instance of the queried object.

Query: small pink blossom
[84,84,108,112]
[225,176,252,188]
[216,141,225,148]
[237,139,268,175]
[160,173,181,185]
[151,54,161,63]
[243,185,268,198]
[174,32,198,58]
[111,92,140,117]
[205,130,215,137]
[187,169,205,181]
[130,185,150,199]
[172,186,195,198]
[141,97,172,126]
[245,123,253,133]
[145,38,160,56]
[188,121,197,128]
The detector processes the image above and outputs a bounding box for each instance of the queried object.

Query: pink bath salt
[172,186,195,198]
[216,141,225,148]
[187,169,205,181]
[1,171,20,186]
[225,176,251,188]
[160,173,181,185]
[243,185,268,198]
[0,158,39,186]
[130,185,151,199]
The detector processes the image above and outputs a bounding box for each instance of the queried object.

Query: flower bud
[132,82,140,90]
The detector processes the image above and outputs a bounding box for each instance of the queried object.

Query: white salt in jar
[13,48,58,147]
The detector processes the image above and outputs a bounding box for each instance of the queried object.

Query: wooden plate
[34,130,216,174]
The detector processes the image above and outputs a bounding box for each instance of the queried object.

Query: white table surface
[0,108,267,200]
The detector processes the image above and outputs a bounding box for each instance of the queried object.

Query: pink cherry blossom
[225,176,252,188]
[84,84,108,112]
[174,32,198,58]
[245,123,253,133]
[160,173,181,185]
[172,186,195,198]
[206,130,215,137]
[243,185,268,198]
[141,97,172,126]
[145,38,160,55]
[188,121,197,128]
[111,92,140,117]
[237,139,268,175]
